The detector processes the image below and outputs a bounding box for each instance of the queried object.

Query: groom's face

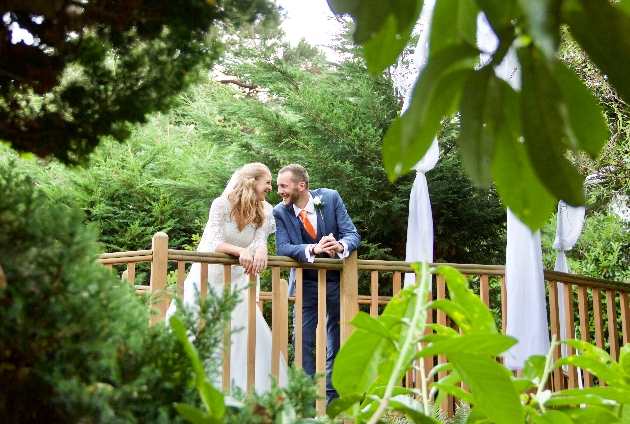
[277,171,302,206]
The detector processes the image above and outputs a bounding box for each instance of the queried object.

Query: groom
[273,164,360,404]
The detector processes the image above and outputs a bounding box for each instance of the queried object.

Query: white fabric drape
[403,0,439,287]
[553,201,585,353]
[476,13,550,369]
[505,210,550,369]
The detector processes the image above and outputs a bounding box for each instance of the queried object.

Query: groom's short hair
[279,164,309,188]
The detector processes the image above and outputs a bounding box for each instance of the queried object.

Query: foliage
[0,0,278,163]
[541,210,630,282]
[0,161,283,423]
[327,262,630,423]
[328,0,630,231]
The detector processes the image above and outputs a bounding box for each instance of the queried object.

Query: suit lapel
[312,190,327,237]
[285,204,302,242]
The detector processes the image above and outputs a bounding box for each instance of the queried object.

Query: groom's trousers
[294,279,341,403]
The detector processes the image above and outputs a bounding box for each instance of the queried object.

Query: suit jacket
[273,188,360,297]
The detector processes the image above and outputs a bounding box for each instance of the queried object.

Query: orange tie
[299,210,317,239]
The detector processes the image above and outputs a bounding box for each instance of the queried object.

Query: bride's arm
[207,197,255,274]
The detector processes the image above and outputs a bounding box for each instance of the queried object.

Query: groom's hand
[317,234,342,257]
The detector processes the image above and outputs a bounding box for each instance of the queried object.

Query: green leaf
[431,382,476,404]
[561,339,611,363]
[349,311,395,341]
[518,45,585,207]
[430,0,479,55]
[418,333,517,357]
[620,344,630,377]
[490,76,557,230]
[556,405,622,423]
[517,0,562,59]
[434,266,497,333]
[173,403,216,424]
[459,67,497,187]
[554,387,630,404]
[427,362,455,380]
[429,299,473,333]
[332,328,385,395]
[533,410,574,424]
[327,393,364,418]
[363,14,414,74]
[522,355,547,382]
[554,356,629,388]
[383,44,478,181]
[425,323,460,337]
[512,378,536,394]
[170,316,205,383]
[327,0,422,73]
[449,353,524,424]
[388,394,441,423]
[562,0,630,105]
[199,381,225,419]
[554,60,608,158]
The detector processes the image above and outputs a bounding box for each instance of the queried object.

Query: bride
[166,162,288,392]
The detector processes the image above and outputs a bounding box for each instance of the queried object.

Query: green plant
[327,262,630,423]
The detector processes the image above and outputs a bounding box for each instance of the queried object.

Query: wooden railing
[97,232,630,416]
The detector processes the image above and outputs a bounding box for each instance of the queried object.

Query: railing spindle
[606,290,620,361]
[247,273,256,394]
[149,232,169,325]
[222,265,231,392]
[371,271,379,317]
[548,280,563,391]
[577,286,593,387]
[316,268,327,415]
[295,268,303,369]
[592,288,606,386]
[562,283,578,388]
[621,292,630,346]
[480,274,489,307]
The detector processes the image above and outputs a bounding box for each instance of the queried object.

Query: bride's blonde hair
[227,162,270,228]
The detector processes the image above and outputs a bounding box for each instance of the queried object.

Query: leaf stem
[366,262,430,424]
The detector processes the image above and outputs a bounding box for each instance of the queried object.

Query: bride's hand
[253,247,268,275]
[239,248,254,274]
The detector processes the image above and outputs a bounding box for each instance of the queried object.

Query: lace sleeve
[204,196,231,253]
[251,202,275,251]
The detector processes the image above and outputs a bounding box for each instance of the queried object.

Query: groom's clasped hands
[313,233,343,258]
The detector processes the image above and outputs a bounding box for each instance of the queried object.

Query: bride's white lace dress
[166,196,288,393]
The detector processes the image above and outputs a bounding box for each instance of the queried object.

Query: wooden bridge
[97,232,630,416]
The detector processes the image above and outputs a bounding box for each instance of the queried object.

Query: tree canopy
[330,0,630,230]
[0,0,278,163]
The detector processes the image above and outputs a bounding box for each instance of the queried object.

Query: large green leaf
[362,14,415,74]
[434,265,497,333]
[417,333,517,357]
[326,393,364,418]
[382,44,478,181]
[332,328,385,395]
[449,353,524,424]
[562,0,630,105]
[430,0,479,55]
[554,60,608,158]
[459,67,496,187]
[489,72,557,230]
[518,45,585,207]
[388,394,441,423]
[173,404,218,424]
[554,355,629,388]
[517,0,562,60]
[556,405,622,423]
[327,0,422,73]
[620,344,630,378]
[553,387,630,404]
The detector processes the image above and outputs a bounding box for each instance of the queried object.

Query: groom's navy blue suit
[273,188,360,401]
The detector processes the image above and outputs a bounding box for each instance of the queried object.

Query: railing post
[150,232,169,325]
[340,250,359,344]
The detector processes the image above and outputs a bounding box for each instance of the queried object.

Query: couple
[168,163,360,401]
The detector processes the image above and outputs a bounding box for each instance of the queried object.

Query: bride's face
[254,172,273,201]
